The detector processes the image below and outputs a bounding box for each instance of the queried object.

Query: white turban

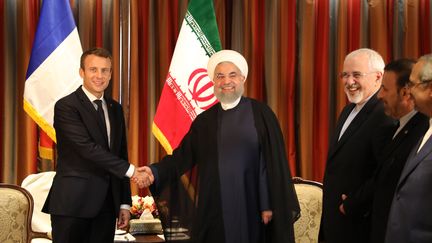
[207,50,248,81]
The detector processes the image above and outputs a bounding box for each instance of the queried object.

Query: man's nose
[220,76,231,84]
[96,69,104,78]
[345,77,356,85]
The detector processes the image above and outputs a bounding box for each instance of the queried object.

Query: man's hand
[339,194,347,215]
[131,166,154,188]
[117,208,130,229]
[262,210,273,225]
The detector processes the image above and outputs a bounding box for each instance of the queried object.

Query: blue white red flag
[24,0,82,144]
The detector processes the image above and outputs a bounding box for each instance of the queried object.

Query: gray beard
[216,92,241,104]
[215,86,244,104]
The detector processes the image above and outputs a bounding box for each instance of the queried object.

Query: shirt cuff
[120,204,131,211]
[125,164,135,178]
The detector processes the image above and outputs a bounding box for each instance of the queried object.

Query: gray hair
[418,54,432,82]
[345,48,385,73]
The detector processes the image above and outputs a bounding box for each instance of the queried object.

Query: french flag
[24,0,82,143]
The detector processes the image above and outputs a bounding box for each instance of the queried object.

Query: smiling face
[80,54,112,98]
[342,53,382,105]
[213,62,245,104]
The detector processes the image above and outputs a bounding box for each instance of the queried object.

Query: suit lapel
[384,129,406,155]
[397,134,432,190]
[76,87,98,116]
[332,104,355,144]
[328,103,355,157]
[381,113,421,159]
[75,87,109,148]
[328,95,379,159]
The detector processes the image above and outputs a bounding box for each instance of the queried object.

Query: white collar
[82,86,104,102]
[398,110,417,128]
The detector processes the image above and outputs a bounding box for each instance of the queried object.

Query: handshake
[131,166,155,189]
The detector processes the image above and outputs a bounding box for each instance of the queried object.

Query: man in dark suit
[322,48,394,243]
[43,48,152,243]
[368,59,429,243]
[385,54,432,243]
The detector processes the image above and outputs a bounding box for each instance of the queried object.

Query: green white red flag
[152,0,222,154]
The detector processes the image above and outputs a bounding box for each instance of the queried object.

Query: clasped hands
[131,166,154,188]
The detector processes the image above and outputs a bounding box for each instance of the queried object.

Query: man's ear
[400,86,410,98]
[376,71,383,82]
[428,83,432,98]
[79,68,84,78]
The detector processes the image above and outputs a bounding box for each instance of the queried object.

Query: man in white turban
[142,50,300,243]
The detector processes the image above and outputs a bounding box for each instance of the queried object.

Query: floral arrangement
[130,195,159,219]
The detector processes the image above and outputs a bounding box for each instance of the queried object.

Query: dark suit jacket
[43,86,131,218]
[385,122,432,243]
[322,94,394,243]
[370,112,428,243]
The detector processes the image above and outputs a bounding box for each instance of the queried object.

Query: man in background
[385,54,432,243]
[322,48,394,243]
[369,58,429,242]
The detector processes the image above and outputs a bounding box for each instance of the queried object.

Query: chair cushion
[0,187,31,243]
[294,183,323,243]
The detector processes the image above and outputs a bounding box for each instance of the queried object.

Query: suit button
[396,194,400,200]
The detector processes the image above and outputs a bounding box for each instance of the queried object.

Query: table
[134,234,164,243]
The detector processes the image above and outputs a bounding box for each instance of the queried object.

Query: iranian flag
[152,0,221,154]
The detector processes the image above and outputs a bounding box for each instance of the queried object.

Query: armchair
[0,183,51,243]
[292,177,323,243]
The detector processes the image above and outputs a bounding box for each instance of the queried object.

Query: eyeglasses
[339,71,374,80]
[406,79,432,88]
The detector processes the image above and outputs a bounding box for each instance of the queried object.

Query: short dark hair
[384,58,415,90]
[80,47,112,69]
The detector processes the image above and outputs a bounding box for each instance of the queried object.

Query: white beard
[344,82,364,104]
[214,84,244,104]
[346,90,364,104]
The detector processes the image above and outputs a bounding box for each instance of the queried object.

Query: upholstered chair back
[0,183,51,243]
[0,184,35,243]
[293,177,323,243]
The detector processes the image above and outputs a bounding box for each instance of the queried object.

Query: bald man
[140,50,300,243]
